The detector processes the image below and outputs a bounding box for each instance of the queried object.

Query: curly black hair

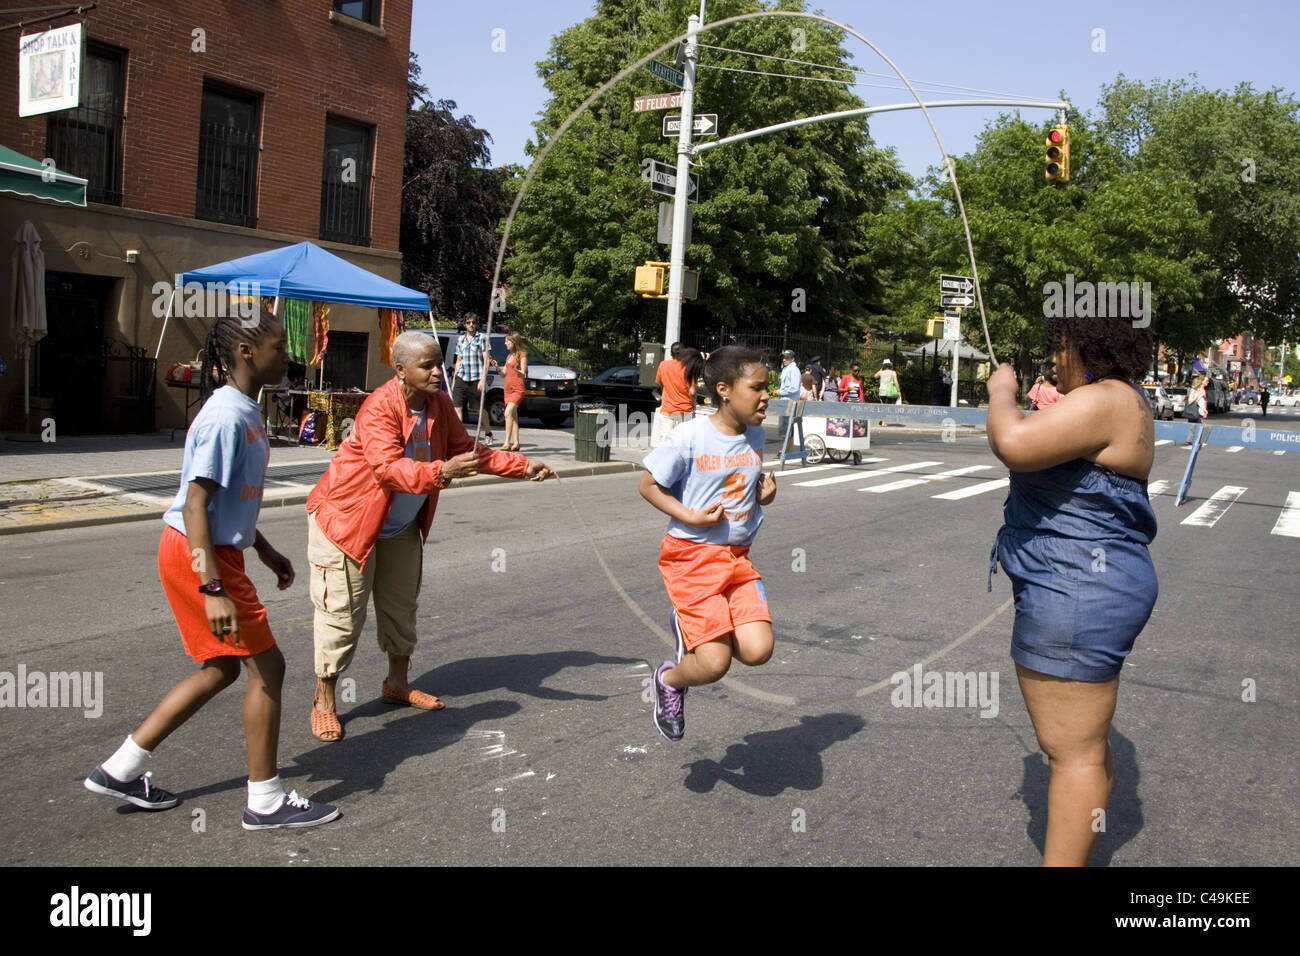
[703,345,766,405]
[1042,314,1154,384]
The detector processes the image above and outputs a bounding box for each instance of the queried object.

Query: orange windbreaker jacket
[306,377,528,566]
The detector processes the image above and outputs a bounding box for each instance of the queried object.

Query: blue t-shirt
[162,386,269,548]
[643,415,766,546]
[380,407,430,538]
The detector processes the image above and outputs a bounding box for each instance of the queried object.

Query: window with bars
[47,41,124,205]
[333,0,379,25]
[195,84,260,228]
[322,330,369,390]
[320,115,373,246]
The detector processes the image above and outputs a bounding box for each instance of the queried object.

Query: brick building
[0,0,413,433]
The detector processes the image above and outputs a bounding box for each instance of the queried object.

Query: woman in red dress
[502,333,527,451]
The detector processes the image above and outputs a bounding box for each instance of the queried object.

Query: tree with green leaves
[401,53,509,322]
[504,0,909,351]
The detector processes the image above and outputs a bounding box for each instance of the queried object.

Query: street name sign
[663,114,718,137]
[640,157,699,202]
[649,59,685,88]
[634,93,682,112]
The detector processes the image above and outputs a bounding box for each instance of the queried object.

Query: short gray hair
[392,331,440,369]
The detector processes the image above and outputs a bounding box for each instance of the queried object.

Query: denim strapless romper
[988,458,1158,681]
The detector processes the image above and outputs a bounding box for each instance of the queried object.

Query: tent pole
[153,277,181,360]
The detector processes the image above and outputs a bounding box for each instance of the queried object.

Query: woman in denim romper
[986,313,1158,866]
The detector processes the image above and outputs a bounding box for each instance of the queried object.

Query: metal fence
[195,119,258,227]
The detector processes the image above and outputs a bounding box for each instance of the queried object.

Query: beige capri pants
[308,511,424,677]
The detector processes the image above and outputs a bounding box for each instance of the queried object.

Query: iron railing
[196,118,258,227]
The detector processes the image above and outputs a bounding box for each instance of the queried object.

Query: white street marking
[1147,479,1170,498]
[1269,492,1300,538]
[1180,485,1247,528]
[864,464,993,493]
[931,477,1009,500]
[1154,439,1174,446]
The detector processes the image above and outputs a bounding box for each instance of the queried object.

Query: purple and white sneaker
[84,766,180,810]
[242,791,340,830]
[669,608,686,664]
[652,661,686,742]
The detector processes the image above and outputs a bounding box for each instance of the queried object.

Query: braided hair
[199,308,279,399]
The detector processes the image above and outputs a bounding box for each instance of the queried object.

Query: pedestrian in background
[653,342,696,446]
[985,308,1159,866]
[874,359,902,404]
[450,313,495,444]
[1260,384,1271,418]
[839,363,867,403]
[1186,375,1208,423]
[777,349,801,439]
[500,332,527,451]
[84,310,339,830]
[1028,367,1062,409]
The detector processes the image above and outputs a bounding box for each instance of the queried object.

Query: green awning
[0,144,87,206]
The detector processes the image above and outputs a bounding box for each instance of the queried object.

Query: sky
[411,0,1300,180]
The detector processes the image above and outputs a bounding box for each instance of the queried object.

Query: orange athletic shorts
[158,525,276,662]
[658,534,771,650]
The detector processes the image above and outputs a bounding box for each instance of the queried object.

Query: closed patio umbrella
[10,219,47,426]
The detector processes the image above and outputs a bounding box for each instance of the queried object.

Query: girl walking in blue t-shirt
[640,346,778,741]
[84,310,339,830]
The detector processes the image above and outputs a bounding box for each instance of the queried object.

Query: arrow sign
[663,114,718,137]
[941,293,974,308]
[940,274,974,295]
[640,157,699,202]
[648,59,685,88]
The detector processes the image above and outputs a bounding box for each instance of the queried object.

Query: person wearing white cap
[874,359,902,425]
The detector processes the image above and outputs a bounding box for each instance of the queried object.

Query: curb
[0,459,641,536]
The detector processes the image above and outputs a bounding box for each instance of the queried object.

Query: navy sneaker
[669,608,686,664]
[242,791,340,830]
[84,766,180,810]
[652,661,686,742]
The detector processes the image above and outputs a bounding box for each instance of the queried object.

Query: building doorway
[35,272,115,434]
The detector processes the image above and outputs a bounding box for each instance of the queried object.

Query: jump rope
[456,11,1003,666]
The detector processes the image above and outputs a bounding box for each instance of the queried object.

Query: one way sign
[940,274,974,295]
[640,157,700,203]
[663,114,718,137]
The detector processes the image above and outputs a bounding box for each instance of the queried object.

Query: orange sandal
[311,681,343,741]
[381,679,444,710]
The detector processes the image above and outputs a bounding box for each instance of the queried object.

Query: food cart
[800,411,871,464]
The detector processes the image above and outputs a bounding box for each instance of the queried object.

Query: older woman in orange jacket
[305,331,553,740]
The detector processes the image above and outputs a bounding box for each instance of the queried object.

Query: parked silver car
[1141,384,1173,419]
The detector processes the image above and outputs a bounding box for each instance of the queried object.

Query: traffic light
[1045,125,1070,181]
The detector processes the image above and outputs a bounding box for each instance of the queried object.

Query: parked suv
[418,330,578,428]
[1205,378,1232,414]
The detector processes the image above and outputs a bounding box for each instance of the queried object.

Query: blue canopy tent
[155,241,432,386]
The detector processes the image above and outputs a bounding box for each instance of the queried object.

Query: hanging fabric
[309,301,331,368]
[378,308,403,366]
[282,298,312,363]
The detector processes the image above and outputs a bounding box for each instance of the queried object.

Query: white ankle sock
[102,735,150,782]
[247,775,287,814]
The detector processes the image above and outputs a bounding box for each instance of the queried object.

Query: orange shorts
[658,534,771,650]
[158,525,276,662]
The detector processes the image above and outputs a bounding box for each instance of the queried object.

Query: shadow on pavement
[682,713,864,796]
[414,650,642,703]
[1017,726,1143,865]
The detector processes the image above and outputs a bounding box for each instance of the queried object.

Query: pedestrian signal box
[636,261,700,300]
[927,317,945,338]
[1045,125,1070,181]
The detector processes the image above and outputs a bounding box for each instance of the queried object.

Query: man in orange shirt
[653,342,695,447]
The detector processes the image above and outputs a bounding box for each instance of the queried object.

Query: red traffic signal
[1045,125,1070,181]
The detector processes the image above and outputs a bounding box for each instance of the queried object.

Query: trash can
[573,402,613,462]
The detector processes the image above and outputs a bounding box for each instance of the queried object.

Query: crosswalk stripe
[1181,485,1247,528]
[1147,479,1170,498]
[1274,450,1286,456]
[1226,446,1244,453]
[1270,492,1300,537]
[864,464,994,493]
[764,462,849,476]
[1154,440,1174,446]
[931,477,1009,500]
[793,460,943,488]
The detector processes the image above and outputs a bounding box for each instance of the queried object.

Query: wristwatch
[198,579,226,597]
[433,465,451,489]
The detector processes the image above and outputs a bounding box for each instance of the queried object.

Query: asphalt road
[1,432,1296,866]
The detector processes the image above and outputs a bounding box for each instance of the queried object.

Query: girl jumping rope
[640,346,778,741]
[84,309,339,830]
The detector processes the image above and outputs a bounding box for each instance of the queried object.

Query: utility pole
[663,10,701,347]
